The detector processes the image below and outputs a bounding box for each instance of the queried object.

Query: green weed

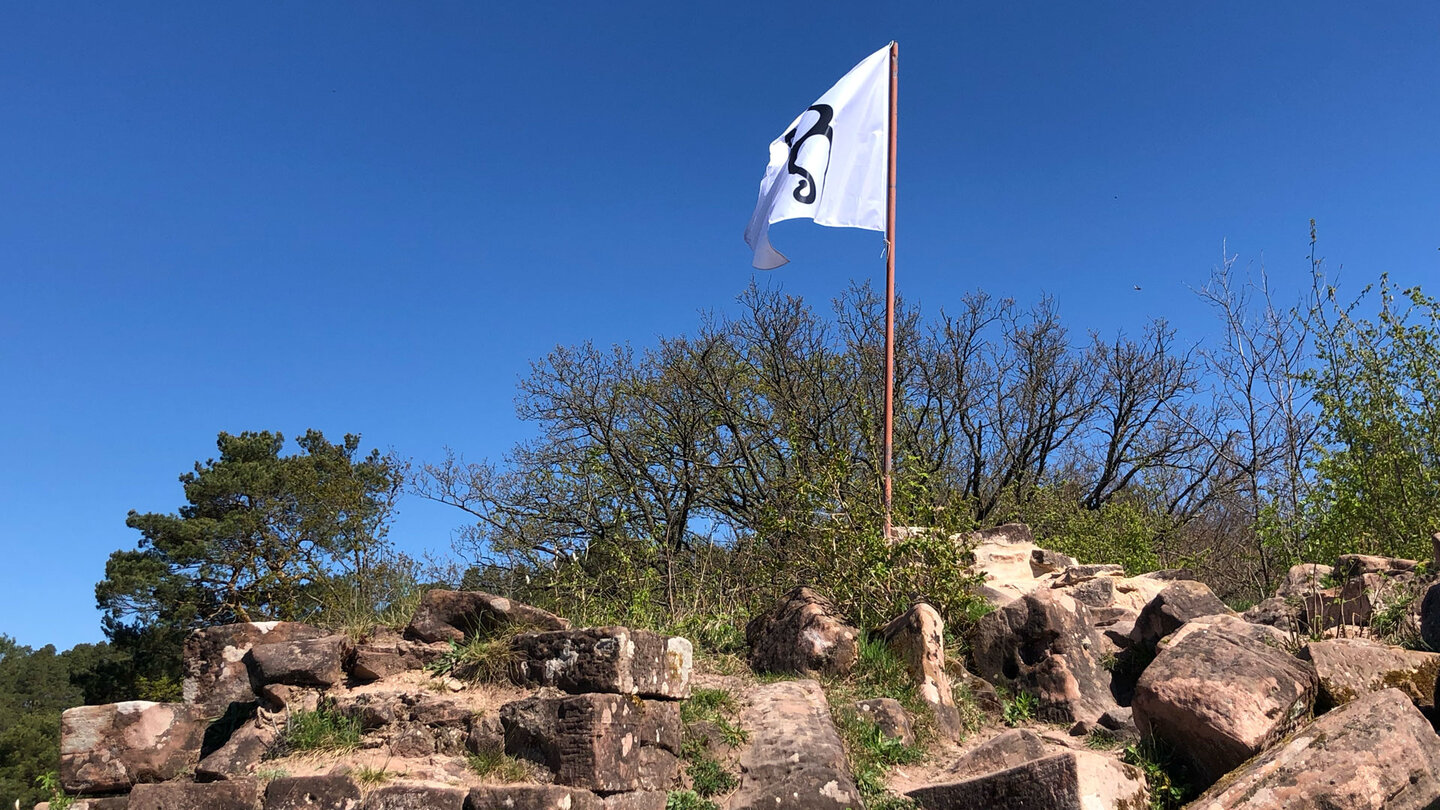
[353,766,391,786]
[1122,740,1197,810]
[34,772,73,810]
[665,790,720,810]
[466,749,541,783]
[270,705,362,756]
[1001,690,1038,727]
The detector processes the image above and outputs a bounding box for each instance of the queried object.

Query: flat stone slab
[405,590,568,643]
[264,775,360,810]
[127,780,261,810]
[907,750,1147,810]
[1299,637,1440,710]
[728,679,862,810]
[500,693,681,792]
[465,785,603,810]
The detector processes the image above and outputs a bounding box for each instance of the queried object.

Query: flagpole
[883,41,898,539]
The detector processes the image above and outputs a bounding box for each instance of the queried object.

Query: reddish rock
[907,750,1147,810]
[60,701,208,794]
[1422,581,1440,652]
[405,590,568,643]
[1131,580,1234,648]
[1298,637,1440,710]
[499,693,680,791]
[196,721,277,781]
[878,602,962,739]
[346,629,446,682]
[1132,626,1317,786]
[247,634,348,688]
[183,622,328,715]
[465,785,602,810]
[728,680,862,810]
[360,785,466,810]
[854,698,914,746]
[511,626,693,699]
[968,591,1119,725]
[599,792,666,810]
[1190,689,1440,809]
[263,775,360,810]
[127,780,261,810]
[745,587,859,677]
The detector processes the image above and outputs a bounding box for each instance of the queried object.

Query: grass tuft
[665,790,720,810]
[269,704,362,756]
[466,749,544,783]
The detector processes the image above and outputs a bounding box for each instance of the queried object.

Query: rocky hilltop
[43,524,1440,810]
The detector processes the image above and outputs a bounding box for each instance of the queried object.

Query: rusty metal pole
[883,41,898,539]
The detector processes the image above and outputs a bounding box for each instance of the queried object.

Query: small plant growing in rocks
[1000,690,1038,727]
[269,704,362,756]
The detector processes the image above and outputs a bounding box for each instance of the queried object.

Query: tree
[96,430,402,695]
[0,636,83,808]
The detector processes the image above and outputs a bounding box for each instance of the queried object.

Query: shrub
[270,705,361,756]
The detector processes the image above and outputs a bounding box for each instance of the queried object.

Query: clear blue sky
[3,3,1438,649]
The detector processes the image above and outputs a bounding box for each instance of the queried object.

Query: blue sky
[2,3,1438,648]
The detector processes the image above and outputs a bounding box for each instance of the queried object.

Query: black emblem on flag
[783,104,834,205]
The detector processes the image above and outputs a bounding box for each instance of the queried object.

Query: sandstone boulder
[511,626,692,699]
[599,793,666,810]
[854,698,914,745]
[1162,612,1289,650]
[1189,688,1440,810]
[1130,580,1233,648]
[907,749,1148,810]
[405,590,569,644]
[465,785,603,810]
[1276,563,1331,598]
[248,634,348,688]
[500,693,680,792]
[1298,637,1440,710]
[728,679,862,810]
[745,587,859,677]
[264,775,360,810]
[60,701,208,793]
[183,622,328,714]
[878,602,962,739]
[127,780,261,810]
[361,785,467,810]
[1241,597,1300,631]
[196,720,277,781]
[347,629,447,682]
[1132,627,1316,786]
[969,591,1119,724]
[936,729,1051,781]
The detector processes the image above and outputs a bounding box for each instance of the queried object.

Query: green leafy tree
[0,636,82,808]
[96,430,402,695]
[1304,276,1440,562]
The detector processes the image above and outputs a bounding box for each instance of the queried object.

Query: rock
[405,590,569,643]
[907,750,1148,810]
[60,801,130,810]
[389,724,437,757]
[1422,581,1440,652]
[465,785,603,810]
[1297,637,1440,710]
[1132,627,1317,786]
[1241,597,1300,631]
[1030,547,1079,575]
[1162,612,1289,650]
[948,665,1002,713]
[1131,580,1233,648]
[264,775,361,810]
[60,701,208,793]
[1276,563,1332,598]
[361,785,467,810]
[854,698,914,745]
[878,602,962,739]
[183,622,328,714]
[938,729,1052,781]
[745,587,859,677]
[466,714,505,754]
[1098,707,1135,735]
[257,684,322,715]
[196,721,278,781]
[599,792,666,810]
[1300,576,1373,632]
[499,693,680,791]
[511,626,693,699]
[347,630,446,682]
[968,591,1119,724]
[127,780,261,810]
[1053,565,1125,586]
[728,679,862,810]
[1189,688,1440,809]
[967,523,1049,606]
[1336,553,1419,577]
[248,635,348,688]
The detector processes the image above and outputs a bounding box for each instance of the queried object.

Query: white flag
[744,44,891,270]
